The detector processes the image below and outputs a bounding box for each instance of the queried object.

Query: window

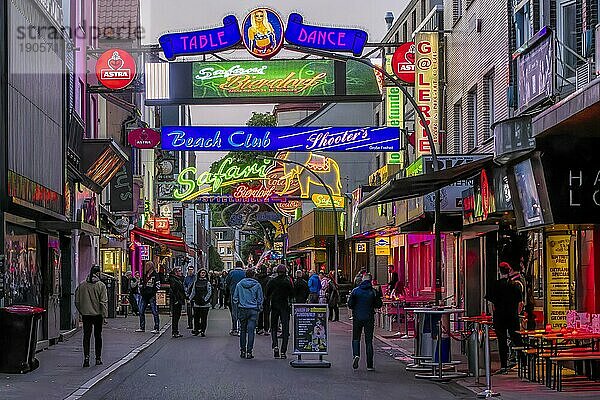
[453,0,463,24]
[411,11,417,33]
[467,87,478,150]
[227,262,232,269]
[227,247,232,255]
[219,247,225,254]
[453,101,463,153]
[421,0,427,20]
[375,155,381,169]
[483,71,495,140]
[215,231,224,240]
[557,0,577,80]
[402,23,407,41]
[375,111,380,126]
[514,2,532,48]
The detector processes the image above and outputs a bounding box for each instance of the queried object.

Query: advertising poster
[293,304,328,354]
[545,235,572,329]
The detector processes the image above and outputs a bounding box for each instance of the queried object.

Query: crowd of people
[75,260,383,371]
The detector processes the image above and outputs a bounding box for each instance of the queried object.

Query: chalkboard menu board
[516,28,554,114]
[292,304,329,355]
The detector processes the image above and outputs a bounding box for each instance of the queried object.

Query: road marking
[63,323,171,400]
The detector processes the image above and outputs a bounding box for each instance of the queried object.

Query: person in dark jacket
[127,270,140,316]
[256,265,270,335]
[218,270,228,308]
[267,265,294,359]
[226,261,246,335]
[183,266,195,329]
[327,271,340,322]
[189,269,212,337]
[137,262,161,333]
[292,269,309,303]
[347,273,383,371]
[233,269,263,359]
[168,267,186,338]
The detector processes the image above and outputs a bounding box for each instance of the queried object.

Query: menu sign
[293,304,328,355]
[545,235,572,329]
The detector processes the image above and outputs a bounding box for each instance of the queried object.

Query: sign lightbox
[414,32,440,159]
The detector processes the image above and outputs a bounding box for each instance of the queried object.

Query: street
[80,309,471,400]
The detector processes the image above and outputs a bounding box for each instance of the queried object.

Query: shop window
[4,227,41,307]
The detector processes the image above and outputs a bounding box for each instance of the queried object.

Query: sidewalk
[0,315,170,400]
[356,309,600,400]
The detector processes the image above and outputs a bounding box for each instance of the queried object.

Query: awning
[131,227,188,253]
[358,156,494,209]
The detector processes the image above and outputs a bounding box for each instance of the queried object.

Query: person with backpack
[136,262,161,334]
[347,273,383,371]
[189,268,212,337]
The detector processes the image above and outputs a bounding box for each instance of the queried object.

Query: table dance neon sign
[159,11,368,60]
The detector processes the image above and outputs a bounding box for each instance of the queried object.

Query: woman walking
[189,269,212,336]
[327,271,340,322]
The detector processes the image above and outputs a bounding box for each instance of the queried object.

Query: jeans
[352,318,375,368]
[229,296,239,331]
[82,315,103,359]
[193,307,209,333]
[270,306,290,354]
[186,301,193,328]
[139,296,160,331]
[308,292,319,304]
[258,301,271,332]
[238,307,259,352]
[494,313,523,368]
[171,302,182,335]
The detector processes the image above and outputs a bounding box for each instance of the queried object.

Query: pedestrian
[319,271,330,304]
[218,270,228,308]
[256,265,270,335]
[292,269,309,303]
[210,272,219,309]
[327,271,340,322]
[387,264,398,296]
[127,270,140,316]
[348,273,383,371]
[226,261,246,335]
[137,261,161,334]
[75,265,108,367]
[485,261,525,374]
[183,266,195,330]
[189,269,212,336]
[233,268,263,359]
[307,269,321,304]
[267,264,294,359]
[168,267,186,338]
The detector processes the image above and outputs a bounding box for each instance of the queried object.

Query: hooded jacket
[233,278,264,311]
[267,274,294,310]
[347,280,383,321]
[226,268,246,293]
[308,273,321,294]
[75,275,108,317]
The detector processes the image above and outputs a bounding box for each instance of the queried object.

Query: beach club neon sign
[161,126,400,152]
[159,10,368,59]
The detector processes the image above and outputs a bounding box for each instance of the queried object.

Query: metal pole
[477,323,499,398]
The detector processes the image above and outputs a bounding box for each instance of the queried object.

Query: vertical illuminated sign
[414,32,440,159]
[386,87,404,165]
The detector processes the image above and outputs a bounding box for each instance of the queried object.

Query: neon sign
[161,126,400,152]
[285,13,368,56]
[96,49,136,90]
[173,158,276,201]
[159,16,241,60]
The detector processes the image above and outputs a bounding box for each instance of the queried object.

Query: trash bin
[101,276,116,318]
[0,305,45,373]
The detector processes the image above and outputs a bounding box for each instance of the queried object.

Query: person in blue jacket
[307,269,321,304]
[347,273,383,371]
[226,261,246,335]
[233,269,264,359]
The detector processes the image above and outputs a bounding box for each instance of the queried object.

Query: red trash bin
[0,305,45,373]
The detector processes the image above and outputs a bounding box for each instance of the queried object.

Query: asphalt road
[81,308,473,400]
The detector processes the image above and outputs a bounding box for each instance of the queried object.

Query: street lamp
[258,155,340,284]
[286,45,444,305]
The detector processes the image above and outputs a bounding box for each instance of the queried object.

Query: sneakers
[367,367,375,371]
[256,329,264,335]
[172,333,183,338]
[200,332,206,337]
[240,350,246,359]
[280,353,287,359]
[151,329,159,334]
[135,328,145,332]
[192,330,199,336]
[95,359,103,366]
[229,330,236,336]
[273,347,280,359]
[246,351,254,359]
[352,356,360,370]
[83,357,90,368]
[494,367,509,375]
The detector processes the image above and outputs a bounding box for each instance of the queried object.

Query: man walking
[75,265,108,367]
[168,267,186,338]
[226,261,246,335]
[183,266,196,329]
[348,273,382,371]
[218,270,228,308]
[256,265,270,335]
[292,269,309,303]
[485,261,524,374]
[233,269,263,359]
[267,265,294,359]
[307,269,321,304]
[137,262,161,334]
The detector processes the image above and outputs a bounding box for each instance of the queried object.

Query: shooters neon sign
[173,158,276,201]
[285,13,368,56]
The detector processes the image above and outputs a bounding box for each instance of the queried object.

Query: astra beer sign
[161,126,401,152]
